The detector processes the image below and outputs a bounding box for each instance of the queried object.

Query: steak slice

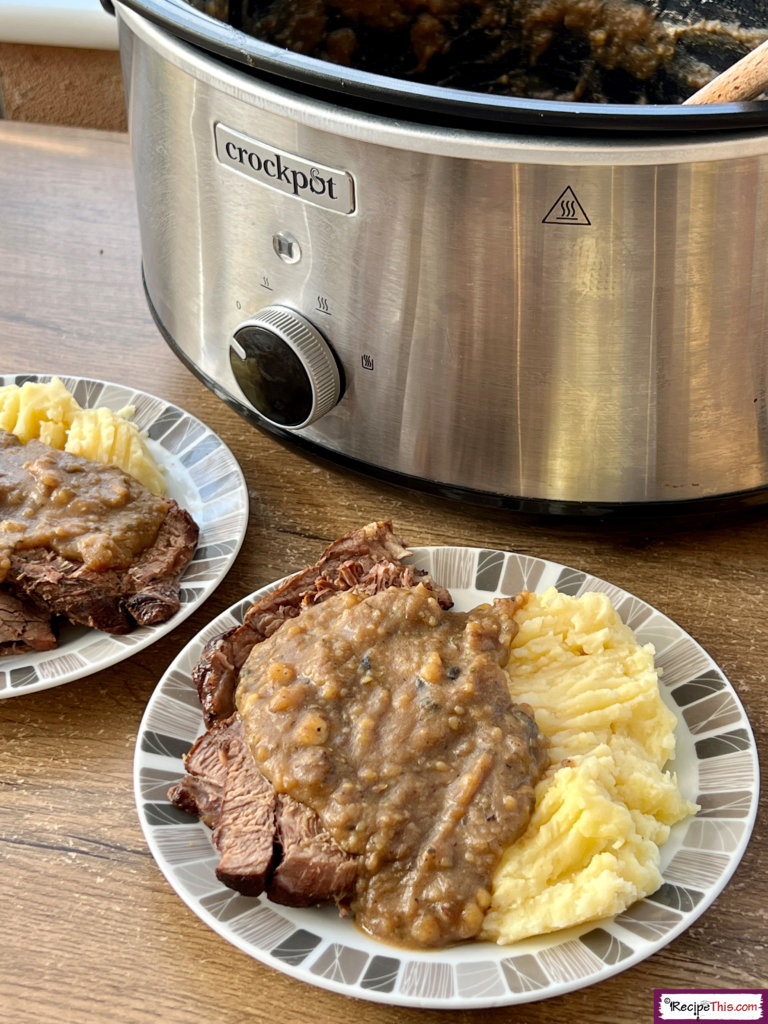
[0,590,57,655]
[7,502,199,634]
[168,715,236,828]
[170,714,358,905]
[212,719,278,896]
[171,523,447,909]
[194,520,452,726]
[267,795,357,908]
[128,501,201,587]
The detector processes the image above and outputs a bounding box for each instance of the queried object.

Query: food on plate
[174,521,542,946]
[480,588,698,943]
[0,410,198,654]
[236,583,549,947]
[0,377,166,494]
[170,522,696,949]
[64,407,166,497]
[0,590,57,655]
[0,376,81,447]
[191,520,444,726]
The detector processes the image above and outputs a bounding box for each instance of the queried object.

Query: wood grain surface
[0,121,765,1024]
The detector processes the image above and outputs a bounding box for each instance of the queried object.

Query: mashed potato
[481,587,697,945]
[0,377,165,495]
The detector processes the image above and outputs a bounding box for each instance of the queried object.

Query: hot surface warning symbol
[542,187,591,226]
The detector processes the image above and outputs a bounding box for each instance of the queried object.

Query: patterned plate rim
[0,373,249,697]
[133,545,760,1009]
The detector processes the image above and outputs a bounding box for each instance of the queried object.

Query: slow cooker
[104,0,768,514]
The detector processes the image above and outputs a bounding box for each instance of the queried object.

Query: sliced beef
[168,716,236,828]
[169,713,358,905]
[211,719,278,896]
[194,520,452,726]
[127,501,200,586]
[268,795,357,908]
[7,502,199,634]
[170,522,444,910]
[0,429,199,641]
[0,590,57,654]
[124,579,185,627]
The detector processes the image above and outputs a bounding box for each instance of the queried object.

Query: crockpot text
[224,142,339,199]
[215,123,355,214]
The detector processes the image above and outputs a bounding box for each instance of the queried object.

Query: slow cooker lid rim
[108,0,768,134]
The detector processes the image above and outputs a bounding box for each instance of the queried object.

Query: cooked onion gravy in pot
[236,583,548,948]
[192,0,768,104]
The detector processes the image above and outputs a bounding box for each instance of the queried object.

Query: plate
[0,373,248,697]
[134,546,759,1009]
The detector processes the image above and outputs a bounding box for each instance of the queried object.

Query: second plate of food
[0,373,249,697]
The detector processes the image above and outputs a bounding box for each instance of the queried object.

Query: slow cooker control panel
[230,305,341,430]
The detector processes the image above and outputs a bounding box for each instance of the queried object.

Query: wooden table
[1,121,765,1024]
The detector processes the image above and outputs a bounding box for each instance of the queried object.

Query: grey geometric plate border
[0,373,248,697]
[134,546,759,1009]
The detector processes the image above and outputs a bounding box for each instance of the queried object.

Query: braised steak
[194,520,451,726]
[236,583,548,947]
[169,714,356,906]
[171,522,548,948]
[0,590,57,654]
[0,430,199,645]
[173,522,439,906]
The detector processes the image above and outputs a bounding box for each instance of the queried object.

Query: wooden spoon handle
[684,38,768,105]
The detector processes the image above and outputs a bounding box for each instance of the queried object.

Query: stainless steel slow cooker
[107,0,768,514]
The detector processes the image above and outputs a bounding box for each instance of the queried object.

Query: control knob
[230,305,341,430]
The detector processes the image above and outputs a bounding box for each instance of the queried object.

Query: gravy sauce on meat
[236,582,548,948]
[0,431,170,582]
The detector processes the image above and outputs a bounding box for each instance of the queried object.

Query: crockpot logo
[215,123,355,214]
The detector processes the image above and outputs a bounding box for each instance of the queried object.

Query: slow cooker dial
[230,305,341,430]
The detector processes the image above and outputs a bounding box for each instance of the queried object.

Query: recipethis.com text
[655,991,766,1022]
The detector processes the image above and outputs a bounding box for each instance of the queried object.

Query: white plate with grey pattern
[134,546,759,1009]
[0,374,248,697]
